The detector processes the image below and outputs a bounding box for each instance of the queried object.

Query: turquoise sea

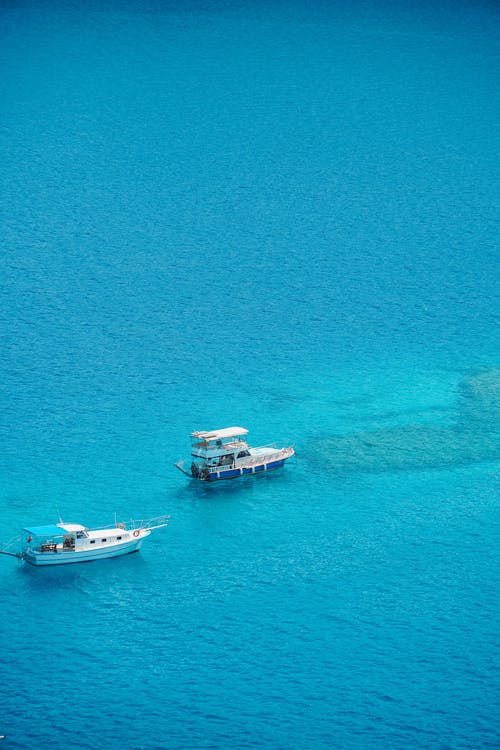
[1,1,499,748]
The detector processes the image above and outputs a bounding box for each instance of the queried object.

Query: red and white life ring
[133,530,140,538]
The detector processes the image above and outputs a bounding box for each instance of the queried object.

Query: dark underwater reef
[309,369,500,474]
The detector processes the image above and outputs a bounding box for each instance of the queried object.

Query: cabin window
[117,536,122,540]
[102,538,107,542]
[90,540,95,544]
[237,450,250,458]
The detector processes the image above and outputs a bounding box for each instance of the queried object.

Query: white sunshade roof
[191,427,249,441]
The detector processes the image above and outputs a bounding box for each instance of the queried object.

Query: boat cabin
[23,523,130,553]
[190,427,251,473]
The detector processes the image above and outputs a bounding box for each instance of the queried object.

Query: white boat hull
[23,537,146,566]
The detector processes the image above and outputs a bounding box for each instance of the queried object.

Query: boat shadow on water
[17,546,147,587]
[173,463,294,502]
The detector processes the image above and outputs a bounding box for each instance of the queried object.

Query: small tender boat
[175,426,294,481]
[0,516,169,566]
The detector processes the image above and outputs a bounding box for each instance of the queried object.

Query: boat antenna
[57,508,64,524]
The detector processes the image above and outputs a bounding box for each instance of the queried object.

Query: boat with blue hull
[0,516,169,566]
[175,427,294,482]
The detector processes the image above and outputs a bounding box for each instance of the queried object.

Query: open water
[1,1,499,748]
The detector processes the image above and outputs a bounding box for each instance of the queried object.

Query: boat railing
[252,442,293,451]
[0,533,25,559]
[84,515,170,532]
[126,515,170,531]
[238,446,294,468]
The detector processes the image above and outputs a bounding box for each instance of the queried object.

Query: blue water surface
[1,1,499,748]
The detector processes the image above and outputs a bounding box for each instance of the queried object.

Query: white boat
[175,426,294,482]
[0,516,169,566]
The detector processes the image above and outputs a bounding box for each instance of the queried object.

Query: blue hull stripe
[207,459,286,482]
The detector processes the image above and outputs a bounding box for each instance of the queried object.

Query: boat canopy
[22,524,70,537]
[58,523,86,532]
[191,427,248,442]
